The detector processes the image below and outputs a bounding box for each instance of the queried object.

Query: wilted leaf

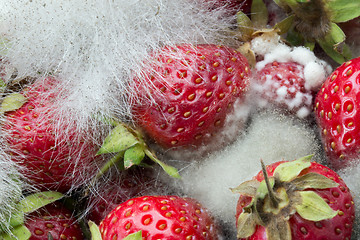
[295,191,338,221]
[273,155,313,182]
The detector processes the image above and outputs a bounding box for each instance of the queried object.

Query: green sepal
[17,191,63,214]
[274,15,295,35]
[286,27,305,46]
[304,41,316,51]
[0,93,27,114]
[236,212,257,239]
[236,11,254,42]
[97,123,139,155]
[317,23,352,64]
[290,172,339,190]
[7,211,25,228]
[231,179,260,197]
[88,221,102,240]
[123,231,143,240]
[124,144,145,169]
[327,0,360,23]
[144,149,181,179]
[273,155,313,182]
[294,191,338,221]
[0,225,31,240]
[256,177,275,200]
[251,0,268,28]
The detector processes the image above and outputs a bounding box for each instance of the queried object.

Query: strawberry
[252,45,331,118]
[2,76,102,192]
[314,57,360,169]
[253,61,313,118]
[131,44,250,149]
[98,195,219,240]
[87,167,164,225]
[25,202,84,240]
[233,156,355,240]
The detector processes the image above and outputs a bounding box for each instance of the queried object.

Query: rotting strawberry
[2,76,103,192]
[131,44,250,150]
[251,44,331,119]
[314,57,360,170]
[232,155,355,240]
[25,202,84,240]
[98,195,219,240]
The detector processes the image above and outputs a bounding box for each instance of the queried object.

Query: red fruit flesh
[99,195,218,240]
[236,161,355,240]
[25,203,84,240]
[3,77,101,192]
[132,44,250,149]
[314,57,360,169]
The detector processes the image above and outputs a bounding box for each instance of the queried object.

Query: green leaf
[304,41,315,51]
[317,23,351,64]
[273,155,313,182]
[236,212,257,239]
[123,231,143,240]
[0,93,27,114]
[328,23,346,44]
[328,0,360,23]
[286,28,305,46]
[290,172,339,190]
[231,179,260,197]
[97,123,139,154]
[88,221,102,240]
[124,144,145,168]
[295,191,338,221]
[274,15,295,35]
[317,39,346,64]
[17,191,63,214]
[236,11,254,41]
[8,211,25,228]
[251,0,268,27]
[144,149,181,179]
[0,225,31,240]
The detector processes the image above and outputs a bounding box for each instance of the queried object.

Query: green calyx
[0,191,64,240]
[235,0,360,64]
[275,0,360,64]
[234,155,339,239]
[94,118,180,182]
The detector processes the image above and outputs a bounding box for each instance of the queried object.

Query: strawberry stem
[260,160,279,208]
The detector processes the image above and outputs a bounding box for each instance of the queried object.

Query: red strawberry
[99,195,219,240]
[3,76,102,192]
[131,44,250,149]
[233,156,355,240]
[87,168,164,225]
[25,203,84,240]
[314,57,360,169]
